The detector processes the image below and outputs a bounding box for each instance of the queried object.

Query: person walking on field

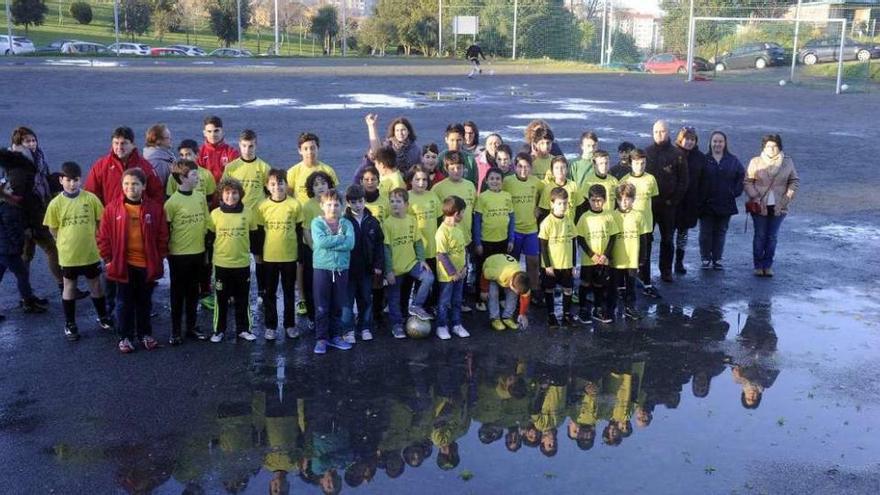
[466,43,486,78]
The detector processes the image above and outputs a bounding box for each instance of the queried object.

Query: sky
[617,0,663,16]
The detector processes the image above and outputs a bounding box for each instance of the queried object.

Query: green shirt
[222,157,271,210]
[164,191,211,255]
[43,191,104,267]
[208,207,259,268]
[257,197,302,262]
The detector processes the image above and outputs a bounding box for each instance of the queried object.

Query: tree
[309,5,338,55]
[123,0,152,40]
[609,31,640,64]
[152,0,179,42]
[208,0,251,47]
[10,0,48,34]
[176,0,206,44]
[69,1,92,25]
[358,15,396,55]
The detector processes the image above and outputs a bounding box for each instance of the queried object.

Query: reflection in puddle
[408,90,475,102]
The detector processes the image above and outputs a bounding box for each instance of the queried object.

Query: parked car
[107,42,151,56]
[644,53,709,74]
[209,48,253,58]
[39,39,77,53]
[167,44,206,57]
[60,41,108,55]
[150,47,188,57]
[797,37,880,65]
[0,34,36,55]
[714,42,787,71]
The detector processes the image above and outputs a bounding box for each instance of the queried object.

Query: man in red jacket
[84,127,164,205]
[97,168,169,354]
[198,115,239,184]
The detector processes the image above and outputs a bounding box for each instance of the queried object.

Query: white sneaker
[452,325,470,338]
[436,326,451,340]
[343,331,356,344]
[210,333,223,343]
[264,328,277,341]
[360,329,373,341]
[285,326,302,339]
[238,331,257,341]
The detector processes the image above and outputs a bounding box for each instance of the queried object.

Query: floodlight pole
[274,0,279,55]
[113,0,119,55]
[342,0,347,56]
[237,0,242,50]
[599,0,607,66]
[607,0,615,65]
[836,19,846,94]
[438,0,443,57]
[686,0,695,81]
[5,0,12,56]
[790,0,802,82]
[511,0,518,60]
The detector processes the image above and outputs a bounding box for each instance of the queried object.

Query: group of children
[25,116,669,355]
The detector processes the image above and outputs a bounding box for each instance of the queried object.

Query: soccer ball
[778,79,786,86]
[841,84,849,92]
[405,316,432,339]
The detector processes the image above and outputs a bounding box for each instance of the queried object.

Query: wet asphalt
[1,59,879,494]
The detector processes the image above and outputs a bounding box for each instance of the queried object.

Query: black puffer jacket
[0,150,34,255]
[675,144,706,229]
[645,139,689,205]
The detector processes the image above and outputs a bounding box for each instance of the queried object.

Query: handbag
[744,165,781,231]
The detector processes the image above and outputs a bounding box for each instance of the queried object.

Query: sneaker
[97,316,114,331]
[314,339,328,354]
[210,333,224,343]
[74,288,90,300]
[548,315,560,328]
[712,261,724,271]
[460,304,473,313]
[764,268,773,277]
[502,318,518,330]
[593,309,613,324]
[343,331,356,344]
[701,260,712,270]
[286,326,302,339]
[436,326,451,340]
[169,335,183,346]
[491,319,506,331]
[642,285,661,299]
[360,329,374,341]
[264,328,277,341]
[296,300,307,315]
[754,268,764,277]
[237,331,257,341]
[187,327,208,340]
[328,336,353,350]
[118,338,135,353]
[392,325,407,339]
[142,335,159,350]
[624,306,643,320]
[21,298,47,313]
[577,309,592,324]
[27,296,50,307]
[409,305,433,321]
[475,301,487,312]
[64,322,80,342]
[452,325,470,338]
[561,314,575,326]
[199,294,215,310]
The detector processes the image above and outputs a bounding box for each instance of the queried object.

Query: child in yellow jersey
[538,187,577,327]
[286,132,339,205]
[611,182,646,321]
[495,144,514,176]
[438,123,477,183]
[374,146,406,198]
[164,160,212,344]
[406,166,442,312]
[297,170,334,331]
[581,150,619,213]
[621,149,660,299]
[482,254,531,331]
[257,169,302,342]
[43,161,111,342]
[361,166,390,221]
[503,153,543,299]
[575,184,619,325]
[434,196,470,340]
[432,153,476,309]
[222,129,272,302]
[207,177,261,343]
[473,168,514,310]
[168,139,216,201]
[538,156,585,224]
[382,188,434,338]
[531,127,554,179]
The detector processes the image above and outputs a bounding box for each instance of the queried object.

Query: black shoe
[0,314,6,323]
[30,296,50,306]
[712,261,724,271]
[169,335,183,346]
[561,314,575,326]
[593,308,613,324]
[624,306,643,320]
[547,315,560,328]
[97,316,114,331]
[64,322,80,342]
[578,309,592,324]
[661,272,674,282]
[21,297,48,313]
[642,286,661,299]
[186,327,208,341]
[75,288,90,300]
[674,263,687,274]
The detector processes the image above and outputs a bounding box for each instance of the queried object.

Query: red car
[150,47,187,57]
[644,53,710,74]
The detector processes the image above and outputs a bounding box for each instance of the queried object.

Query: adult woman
[463,121,480,154]
[474,133,502,192]
[142,123,174,187]
[699,131,744,270]
[672,126,705,275]
[744,134,799,277]
[365,114,421,176]
[519,120,563,157]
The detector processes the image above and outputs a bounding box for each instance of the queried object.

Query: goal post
[686,16,848,95]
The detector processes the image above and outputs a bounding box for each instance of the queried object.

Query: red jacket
[84,148,164,205]
[97,198,168,283]
[198,141,239,184]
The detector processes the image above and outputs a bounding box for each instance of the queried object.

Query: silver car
[209,48,253,57]
[107,42,151,56]
[168,44,207,57]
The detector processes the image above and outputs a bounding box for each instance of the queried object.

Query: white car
[107,42,151,56]
[60,41,108,55]
[0,35,36,55]
[168,44,206,57]
[209,48,253,57]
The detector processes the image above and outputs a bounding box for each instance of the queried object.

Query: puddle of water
[798,223,880,244]
[242,98,298,107]
[408,90,475,102]
[155,104,241,111]
[639,102,709,110]
[42,59,122,68]
[509,112,591,120]
[558,103,642,118]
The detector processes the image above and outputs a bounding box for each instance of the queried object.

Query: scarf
[31,147,52,204]
[760,150,784,169]
[388,138,412,169]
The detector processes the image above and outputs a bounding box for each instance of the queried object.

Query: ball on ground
[779,79,786,86]
[405,316,432,339]
[841,84,849,92]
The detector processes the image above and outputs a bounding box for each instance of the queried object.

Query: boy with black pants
[343,185,384,342]
[610,183,645,320]
[575,185,618,324]
[538,187,577,327]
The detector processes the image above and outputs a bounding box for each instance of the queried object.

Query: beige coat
[744,154,799,216]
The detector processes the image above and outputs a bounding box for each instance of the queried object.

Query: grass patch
[802,60,880,82]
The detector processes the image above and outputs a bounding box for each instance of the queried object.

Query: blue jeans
[313,268,348,341]
[0,253,34,299]
[752,212,785,270]
[438,280,464,327]
[386,263,434,325]
[488,281,517,320]
[699,214,732,262]
[343,270,373,332]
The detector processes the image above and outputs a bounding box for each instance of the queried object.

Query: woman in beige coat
[744,134,799,277]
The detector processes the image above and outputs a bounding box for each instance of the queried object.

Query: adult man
[644,120,688,290]
[466,43,486,78]
[84,126,163,205]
